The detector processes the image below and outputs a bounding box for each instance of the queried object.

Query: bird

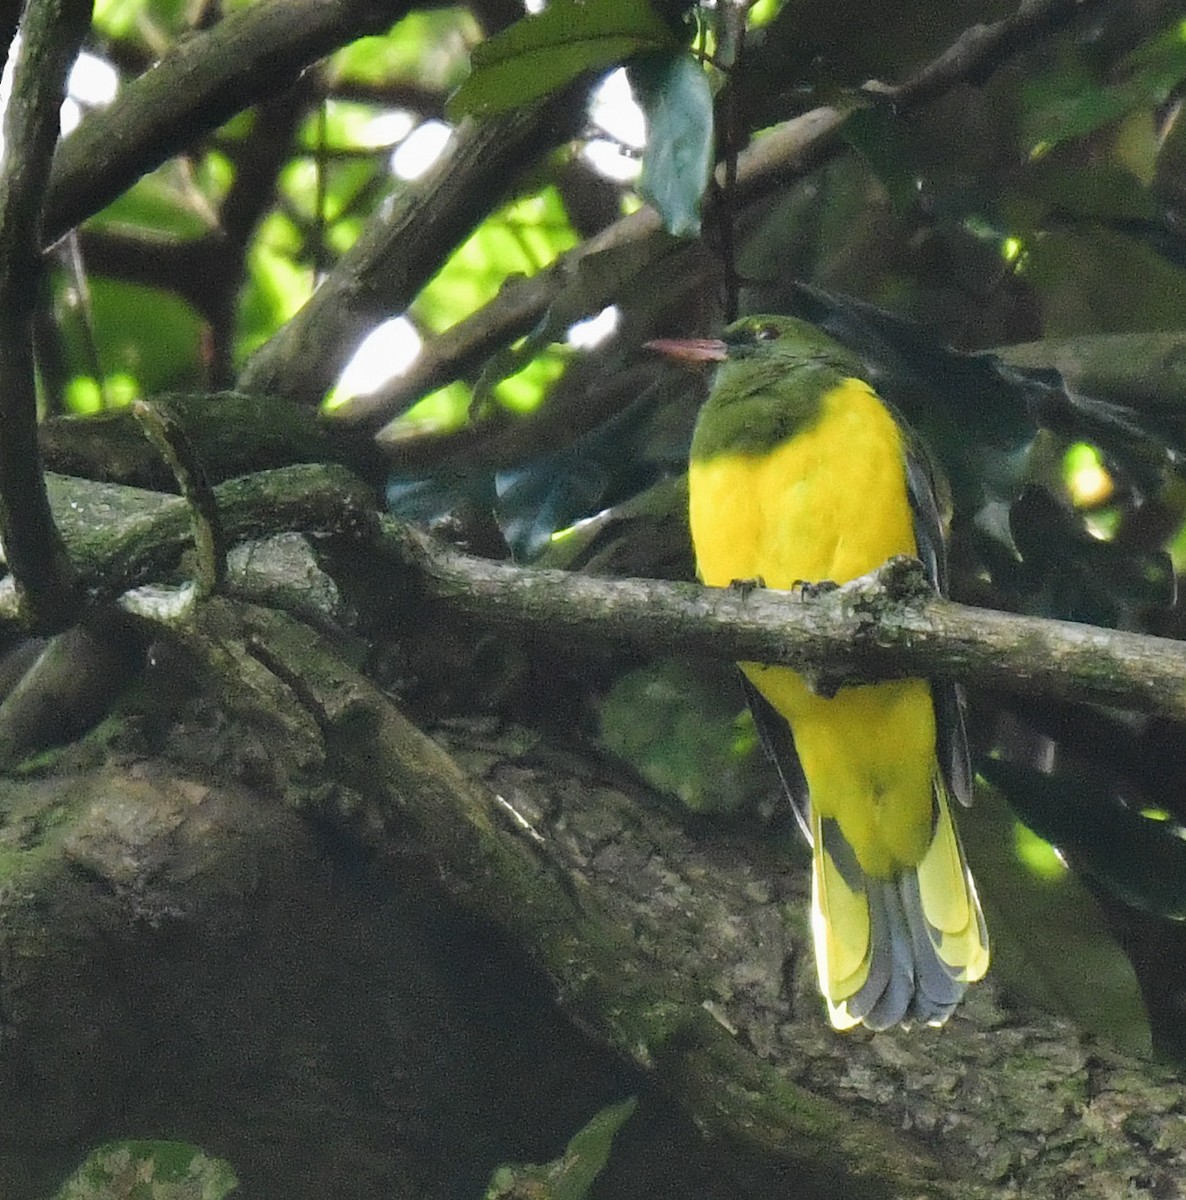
[647,314,989,1030]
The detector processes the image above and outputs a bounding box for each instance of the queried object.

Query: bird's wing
[741,673,813,843]
[905,438,974,808]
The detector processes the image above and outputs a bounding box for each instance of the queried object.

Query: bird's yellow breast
[688,377,936,877]
[688,377,916,589]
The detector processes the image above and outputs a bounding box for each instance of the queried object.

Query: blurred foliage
[482,1097,636,1200]
[598,658,769,816]
[41,0,1186,1054]
[52,1140,238,1200]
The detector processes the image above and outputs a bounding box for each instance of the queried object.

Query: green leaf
[87,160,224,241]
[448,0,682,120]
[484,1097,637,1200]
[842,104,922,217]
[414,187,578,333]
[329,9,480,91]
[1022,20,1186,151]
[54,1140,238,1200]
[630,52,714,237]
[55,277,206,397]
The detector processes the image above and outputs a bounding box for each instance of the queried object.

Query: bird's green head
[648,314,865,460]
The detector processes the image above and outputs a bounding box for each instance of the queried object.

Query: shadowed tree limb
[2,461,1184,725]
[0,0,91,632]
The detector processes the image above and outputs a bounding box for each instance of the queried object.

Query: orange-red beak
[644,337,729,364]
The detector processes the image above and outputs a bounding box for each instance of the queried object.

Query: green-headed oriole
[649,314,989,1030]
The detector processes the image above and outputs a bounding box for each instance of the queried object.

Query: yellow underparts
[689,377,933,879]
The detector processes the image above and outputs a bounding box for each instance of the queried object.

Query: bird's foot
[792,578,839,601]
[729,576,766,596]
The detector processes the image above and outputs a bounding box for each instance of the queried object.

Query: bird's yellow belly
[688,379,936,876]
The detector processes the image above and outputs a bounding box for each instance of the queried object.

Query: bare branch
[863,0,1106,107]
[2,461,1183,726]
[0,0,90,632]
[380,524,1186,724]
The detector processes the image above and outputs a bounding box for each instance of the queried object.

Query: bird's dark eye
[754,324,779,342]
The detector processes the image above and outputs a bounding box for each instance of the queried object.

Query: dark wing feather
[905,436,974,808]
[741,673,812,844]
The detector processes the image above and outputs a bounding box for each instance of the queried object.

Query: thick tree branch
[223,603,989,1200]
[1,462,1183,727]
[188,603,1186,1200]
[0,0,90,632]
[381,526,1186,724]
[42,0,418,244]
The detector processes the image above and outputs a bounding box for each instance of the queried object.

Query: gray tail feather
[848,874,968,1030]
[822,816,970,1029]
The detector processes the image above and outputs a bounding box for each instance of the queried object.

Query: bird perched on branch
[647,314,989,1030]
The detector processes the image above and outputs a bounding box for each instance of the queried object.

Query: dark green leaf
[630,52,714,237]
[842,104,922,217]
[447,0,682,119]
[1023,21,1186,150]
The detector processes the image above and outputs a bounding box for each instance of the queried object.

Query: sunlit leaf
[297,100,402,153]
[55,277,205,398]
[279,157,380,224]
[93,0,187,39]
[414,187,577,332]
[330,8,480,90]
[86,161,223,240]
[629,52,713,237]
[236,225,315,362]
[448,0,682,119]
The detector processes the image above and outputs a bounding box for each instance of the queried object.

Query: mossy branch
[2,462,1184,727]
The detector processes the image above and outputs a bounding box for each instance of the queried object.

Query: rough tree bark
[0,468,1183,1200]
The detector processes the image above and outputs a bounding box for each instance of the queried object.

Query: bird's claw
[729,576,766,595]
[792,578,839,600]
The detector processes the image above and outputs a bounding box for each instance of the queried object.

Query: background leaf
[447,0,682,118]
[630,51,714,237]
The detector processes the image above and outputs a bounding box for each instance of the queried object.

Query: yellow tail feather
[811,780,988,1031]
